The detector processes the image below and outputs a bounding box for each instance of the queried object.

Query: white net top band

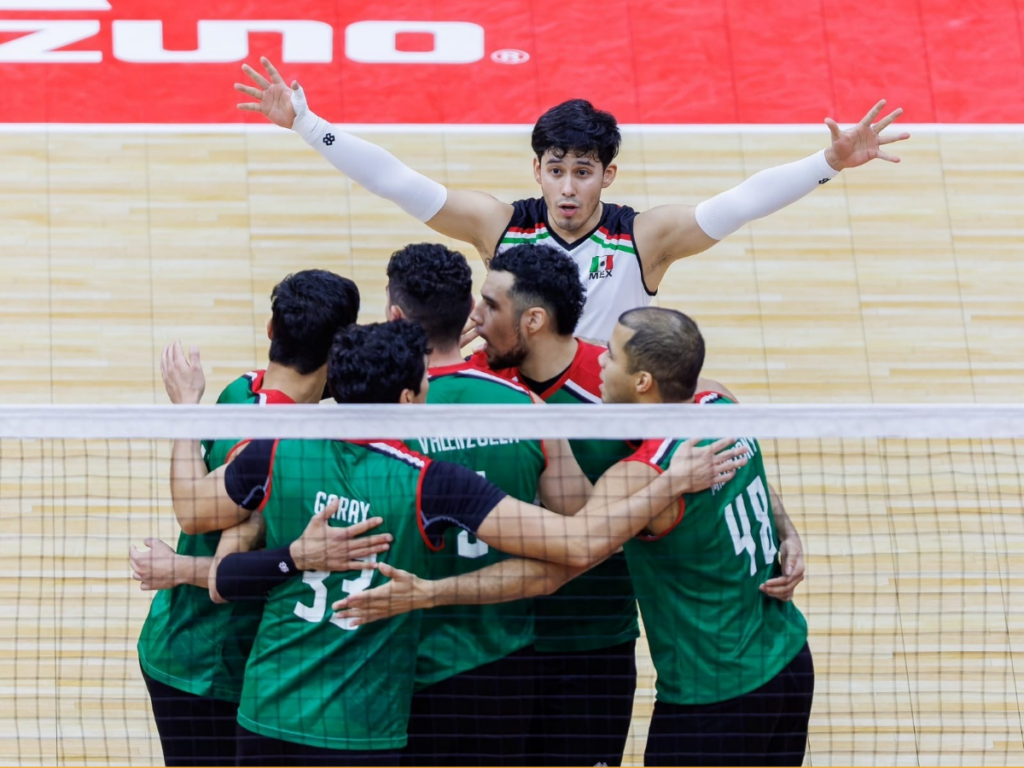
[0,404,1022,439]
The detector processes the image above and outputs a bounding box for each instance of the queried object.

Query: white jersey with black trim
[495,198,655,343]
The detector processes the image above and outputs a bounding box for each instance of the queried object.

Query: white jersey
[494,198,655,342]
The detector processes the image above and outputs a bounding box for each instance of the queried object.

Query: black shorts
[403,646,536,767]
[235,724,402,767]
[644,641,815,767]
[526,639,638,767]
[141,667,238,767]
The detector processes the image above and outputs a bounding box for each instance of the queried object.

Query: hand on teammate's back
[235,57,302,130]
[759,537,806,602]
[160,340,205,405]
[331,562,432,627]
[665,437,750,495]
[288,497,394,572]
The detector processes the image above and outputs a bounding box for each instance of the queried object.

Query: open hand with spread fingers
[823,99,910,171]
[235,56,307,130]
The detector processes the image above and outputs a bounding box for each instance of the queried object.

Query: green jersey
[622,392,808,705]
[138,370,290,701]
[408,362,544,689]
[471,341,640,653]
[236,439,436,750]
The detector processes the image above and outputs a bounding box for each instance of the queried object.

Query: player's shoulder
[353,439,431,472]
[430,366,532,404]
[215,370,263,404]
[563,339,606,400]
[599,202,639,231]
[508,197,548,224]
[694,390,735,406]
[624,438,680,470]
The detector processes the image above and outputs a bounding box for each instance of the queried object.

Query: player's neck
[428,346,465,369]
[519,335,578,382]
[547,202,603,244]
[262,362,326,404]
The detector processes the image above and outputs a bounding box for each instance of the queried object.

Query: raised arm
[236,57,513,256]
[331,558,587,627]
[633,100,910,291]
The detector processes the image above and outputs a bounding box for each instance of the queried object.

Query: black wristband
[216,546,299,602]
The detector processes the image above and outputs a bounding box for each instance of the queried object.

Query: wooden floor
[1,128,1023,766]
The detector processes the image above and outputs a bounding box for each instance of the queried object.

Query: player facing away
[338,307,810,767]
[236,57,909,341]
[184,319,746,766]
[384,242,590,766]
[132,270,375,767]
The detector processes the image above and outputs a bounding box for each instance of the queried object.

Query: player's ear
[266,318,273,340]
[397,388,415,405]
[522,306,545,336]
[635,370,655,396]
[602,163,617,189]
[388,304,404,322]
[533,156,542,185]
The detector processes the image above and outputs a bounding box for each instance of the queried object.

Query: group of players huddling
[130,57,908,767]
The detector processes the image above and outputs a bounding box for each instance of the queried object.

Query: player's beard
[485,325,529,371]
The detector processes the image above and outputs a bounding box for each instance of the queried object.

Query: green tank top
[137,371,285,701]
[407,364,544,689]
[236,439,435,750]
[622,395,808,705]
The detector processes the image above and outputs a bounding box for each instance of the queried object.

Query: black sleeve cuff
[215,545,298,602]
[419,461,508,547]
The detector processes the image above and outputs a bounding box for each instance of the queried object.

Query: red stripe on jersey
[415,465,444,553]
[623,440,686,541]
[507,225,547,235]
[597,226,633,243]
[429,361,474,377]
[693,391,728,405]
[558,339,606,400]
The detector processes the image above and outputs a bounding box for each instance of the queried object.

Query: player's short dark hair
[387,243,473,350]
[490,244,585,336]
[328,320,429,405]
[532,99,621,168]
[269,270,360,375]
[619,307,705,402]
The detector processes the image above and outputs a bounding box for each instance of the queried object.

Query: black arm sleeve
[215,546,299,602]
[223,439,275,511]
[419,461,508,547]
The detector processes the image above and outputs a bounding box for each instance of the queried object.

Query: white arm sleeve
[694,149,839,241]
[290,86,448,223]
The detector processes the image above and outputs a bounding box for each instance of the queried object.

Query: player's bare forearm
[176,556,214,590]
[436,558,582,606]
[208,512,265,603]
[170,460,249,536]
[538,439,592,515]
[769,483,800,544]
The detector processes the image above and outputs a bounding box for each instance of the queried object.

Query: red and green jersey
[407,362,545,689]
[236,439,436,750]
[471,342,640,653]
[137,370,292,702]
[622,392,808,705]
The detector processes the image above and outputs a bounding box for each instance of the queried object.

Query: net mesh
[3,406,1024,766]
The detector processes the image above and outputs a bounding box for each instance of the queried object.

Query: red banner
[1,0,1022,124]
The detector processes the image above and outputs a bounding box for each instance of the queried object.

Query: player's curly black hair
[328,320,429,404]
[490,244,585,336]
[387,243,473,350]
[532,99,621,168]
[269,270,360,375]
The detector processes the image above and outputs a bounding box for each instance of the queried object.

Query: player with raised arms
[235,57,908,342]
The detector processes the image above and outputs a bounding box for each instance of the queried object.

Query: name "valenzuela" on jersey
[416,437,522,454]
[313,491,371,523]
